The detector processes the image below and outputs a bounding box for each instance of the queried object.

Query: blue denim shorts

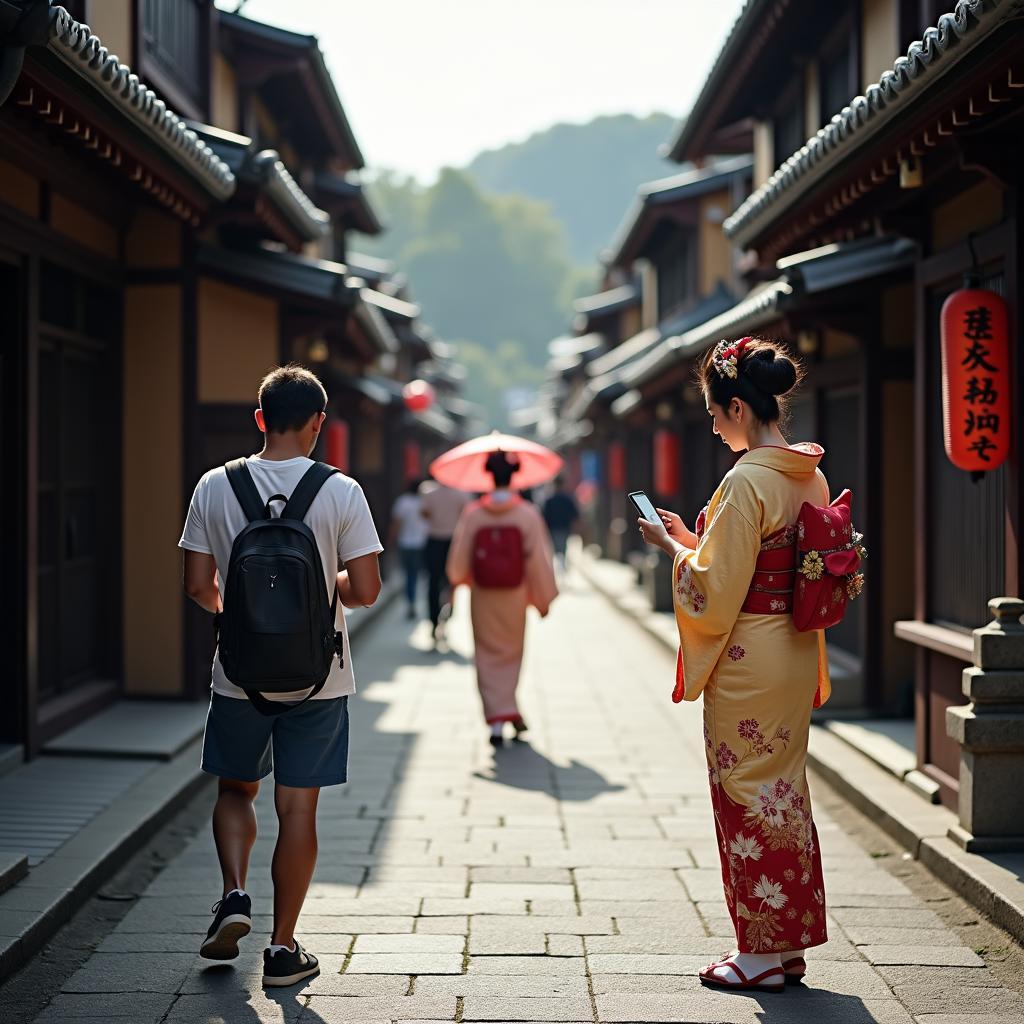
[201,693,349,788]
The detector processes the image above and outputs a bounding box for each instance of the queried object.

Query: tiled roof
[48,6,235,200]
[620,280,792,390]
[606,156,753,267]
[251,151,330,240]
[664,0,766,163]
[189,124,328,242]
[573,284,639,317]
[723,0,1016,247]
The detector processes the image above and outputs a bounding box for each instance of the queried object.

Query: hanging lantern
[325,419,349,473]
[940,282,1011,474]
[402,379,435,413]
[607,441,626,491]
[653,429,680,497]
[403,440,421,482]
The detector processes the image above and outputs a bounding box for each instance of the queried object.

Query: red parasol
[428,431,563,492]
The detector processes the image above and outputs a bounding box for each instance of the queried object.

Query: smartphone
[628,490,661,526]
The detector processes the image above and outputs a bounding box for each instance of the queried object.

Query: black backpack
[218,459,343,716]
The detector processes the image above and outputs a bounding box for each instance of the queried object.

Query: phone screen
[628,490,661,525]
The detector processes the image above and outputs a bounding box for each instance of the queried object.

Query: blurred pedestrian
[419,475,470,645]
[542,476,579,571]
[446,451,558,747]
[180,364,382,988]
[389,479,427,620]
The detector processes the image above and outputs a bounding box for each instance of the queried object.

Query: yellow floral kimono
[672,444,831,953]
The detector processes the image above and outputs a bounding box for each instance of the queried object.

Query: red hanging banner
[940,286,1011,473]
[403,441,421,482]
[653,429,680,497]
[325,419,349,473]
[607,441,626,490]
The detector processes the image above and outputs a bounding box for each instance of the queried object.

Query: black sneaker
[199,890,252,960]
[262,940,320,987]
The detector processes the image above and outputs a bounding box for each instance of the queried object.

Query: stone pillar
[945,597,1024,852]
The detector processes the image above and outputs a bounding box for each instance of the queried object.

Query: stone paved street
[21,572,1024,1023]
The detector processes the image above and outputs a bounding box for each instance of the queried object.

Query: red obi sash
[740,525,797,615]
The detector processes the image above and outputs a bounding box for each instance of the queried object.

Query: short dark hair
[258,364,327,432]
[698,337,802,425]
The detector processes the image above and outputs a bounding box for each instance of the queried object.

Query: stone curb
[575,550,1024,947]
[0,582,399,983]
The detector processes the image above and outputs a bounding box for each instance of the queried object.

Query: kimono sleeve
[524,507,558,615]
[671,499,761,702]
[445,505,477,588]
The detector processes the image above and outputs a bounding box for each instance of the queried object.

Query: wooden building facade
[0,1,464,759]
[549,0,1023,808]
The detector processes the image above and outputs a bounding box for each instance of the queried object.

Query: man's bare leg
[212,778,260,896]
[270,783,320,947]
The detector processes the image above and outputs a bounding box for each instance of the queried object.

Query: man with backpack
[179,364,382,987]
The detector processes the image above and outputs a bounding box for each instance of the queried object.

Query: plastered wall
[122,284,183,695]
[197,278,280,403]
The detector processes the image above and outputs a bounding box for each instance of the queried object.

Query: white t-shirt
[391,493,429,549]
[179,455,383,701]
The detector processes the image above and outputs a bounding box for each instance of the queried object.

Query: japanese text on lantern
[961,305,999,464]
[939,285,1010,474]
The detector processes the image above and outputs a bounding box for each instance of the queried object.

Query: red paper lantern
[940,284,1011,473]
[325,419,349,473]
[653,429,680,497]
[402,379,435,413]
[607,441,626,491]
[403,440,421,482]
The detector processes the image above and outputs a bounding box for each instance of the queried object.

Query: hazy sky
[216,0,746,181]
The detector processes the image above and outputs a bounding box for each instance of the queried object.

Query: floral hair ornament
[711,336,753,380]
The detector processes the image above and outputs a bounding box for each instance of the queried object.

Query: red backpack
[793,489,865,631]
[472,525,525,588]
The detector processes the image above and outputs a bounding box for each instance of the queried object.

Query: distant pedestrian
[419,476,470,646]
[639,338,830,993]
[389,479,428,620]
[446,451,558,747]
[180,364,382,988]
[542,476,579,570]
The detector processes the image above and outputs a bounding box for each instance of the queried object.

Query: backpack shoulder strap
[225,459,267,523]
[282,462,340,522]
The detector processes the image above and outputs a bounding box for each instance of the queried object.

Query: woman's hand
[656,508,698,549]
[638,516,684,557]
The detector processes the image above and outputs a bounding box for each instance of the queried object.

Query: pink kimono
[446,495,558,724]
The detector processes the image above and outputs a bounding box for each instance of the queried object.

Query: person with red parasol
[434,434,560,747]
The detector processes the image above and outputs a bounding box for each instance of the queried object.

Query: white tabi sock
[709,950,782,983]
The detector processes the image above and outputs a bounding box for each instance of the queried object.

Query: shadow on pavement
[474,738,626,802]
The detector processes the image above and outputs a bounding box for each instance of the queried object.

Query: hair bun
[742,347,797,397]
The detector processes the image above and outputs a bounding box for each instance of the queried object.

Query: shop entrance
[35,261,122,709]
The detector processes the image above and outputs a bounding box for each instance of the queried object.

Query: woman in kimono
[447,452,559,747]
[640,337,830,994]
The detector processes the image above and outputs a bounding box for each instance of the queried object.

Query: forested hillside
[467,113,677,264]
[360,113,678,425]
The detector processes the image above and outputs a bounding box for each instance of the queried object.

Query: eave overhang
[196,243,354,309]
[192,123,328,247]
[611,233,915,399]
[724,0,1024,252]
[313,172,382,236]
[218,10,364,170]
[606,156,753,268]
[352,292,401,355]
[7,5,236,224]
[665,0,775,163]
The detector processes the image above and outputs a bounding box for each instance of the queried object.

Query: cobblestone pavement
[22,572,1024,1023]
